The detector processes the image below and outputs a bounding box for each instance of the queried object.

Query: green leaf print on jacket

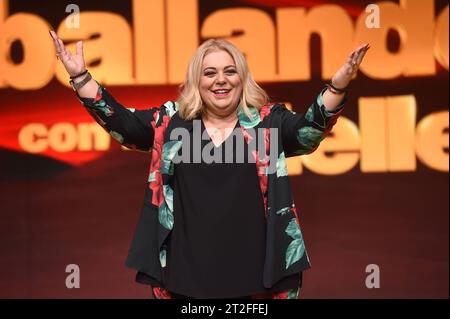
[158,185,174,230]
[163,184,174,212]
[163,101,178,118]
[93,97,114,117]
[276,152,288,177]
[275,206,291,216]
[305,106,314,122]
[148,171,157,182]
[159,249,167,268]
[237,104,261,129]
[287,288,299,299]
[296,126,324,153]
[161,140,183,175]
[110,130,124,144]
[159,200,174,230]
[285,218,305,269]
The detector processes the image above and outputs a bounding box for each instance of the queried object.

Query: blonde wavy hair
[177,39,270,120]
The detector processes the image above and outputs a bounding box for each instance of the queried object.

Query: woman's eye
[203,70,236,77]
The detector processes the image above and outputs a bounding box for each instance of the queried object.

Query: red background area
[0,0,448,298]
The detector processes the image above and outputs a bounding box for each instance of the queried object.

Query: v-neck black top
[164,118,300,298]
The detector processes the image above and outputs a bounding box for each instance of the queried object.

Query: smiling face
[199,49,243,117]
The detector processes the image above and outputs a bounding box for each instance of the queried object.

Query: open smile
[211,88,232,98]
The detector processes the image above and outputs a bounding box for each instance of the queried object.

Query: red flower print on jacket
[148,113,171,207]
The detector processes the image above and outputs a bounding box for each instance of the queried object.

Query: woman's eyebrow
[203,65,236,71]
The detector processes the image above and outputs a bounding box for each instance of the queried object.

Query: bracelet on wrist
[69,72,92,91]
[325,81,348,94]
[326,85,344,95]
[70,69,88,80]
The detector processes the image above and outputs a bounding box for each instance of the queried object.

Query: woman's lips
[212,89,231,98]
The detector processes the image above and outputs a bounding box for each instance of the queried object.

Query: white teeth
[213,89,230,94]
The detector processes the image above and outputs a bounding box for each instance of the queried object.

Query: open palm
[49,30,86,77]
[332,43,370,89]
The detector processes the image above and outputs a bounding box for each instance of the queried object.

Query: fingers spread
[57,38,67,55]
[76,41,84,57]
[49,31,62,53]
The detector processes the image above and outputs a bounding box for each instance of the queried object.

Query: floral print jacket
[78,85,345,299]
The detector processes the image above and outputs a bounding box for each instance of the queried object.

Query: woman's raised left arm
[278,44,370,157]
[322,43,370,111]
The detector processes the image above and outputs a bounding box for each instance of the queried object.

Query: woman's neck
[202,108,238,128]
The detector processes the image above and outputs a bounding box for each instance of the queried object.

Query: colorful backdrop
[0,0,448,298]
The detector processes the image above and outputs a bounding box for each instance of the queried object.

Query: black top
[164,118,299,298]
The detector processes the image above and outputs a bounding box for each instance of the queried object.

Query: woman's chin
[211,101,233,110]
[203,97,240,112]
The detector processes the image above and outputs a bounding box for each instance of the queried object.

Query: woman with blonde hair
[49,30,368,299]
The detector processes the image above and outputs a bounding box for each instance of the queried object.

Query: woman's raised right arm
[49,30,156,152]
[50,30,98,98]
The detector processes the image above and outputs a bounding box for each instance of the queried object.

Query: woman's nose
[216,72,226,84]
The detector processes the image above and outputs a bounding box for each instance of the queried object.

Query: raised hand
[331,43,370,89]
[49,30,86,77]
